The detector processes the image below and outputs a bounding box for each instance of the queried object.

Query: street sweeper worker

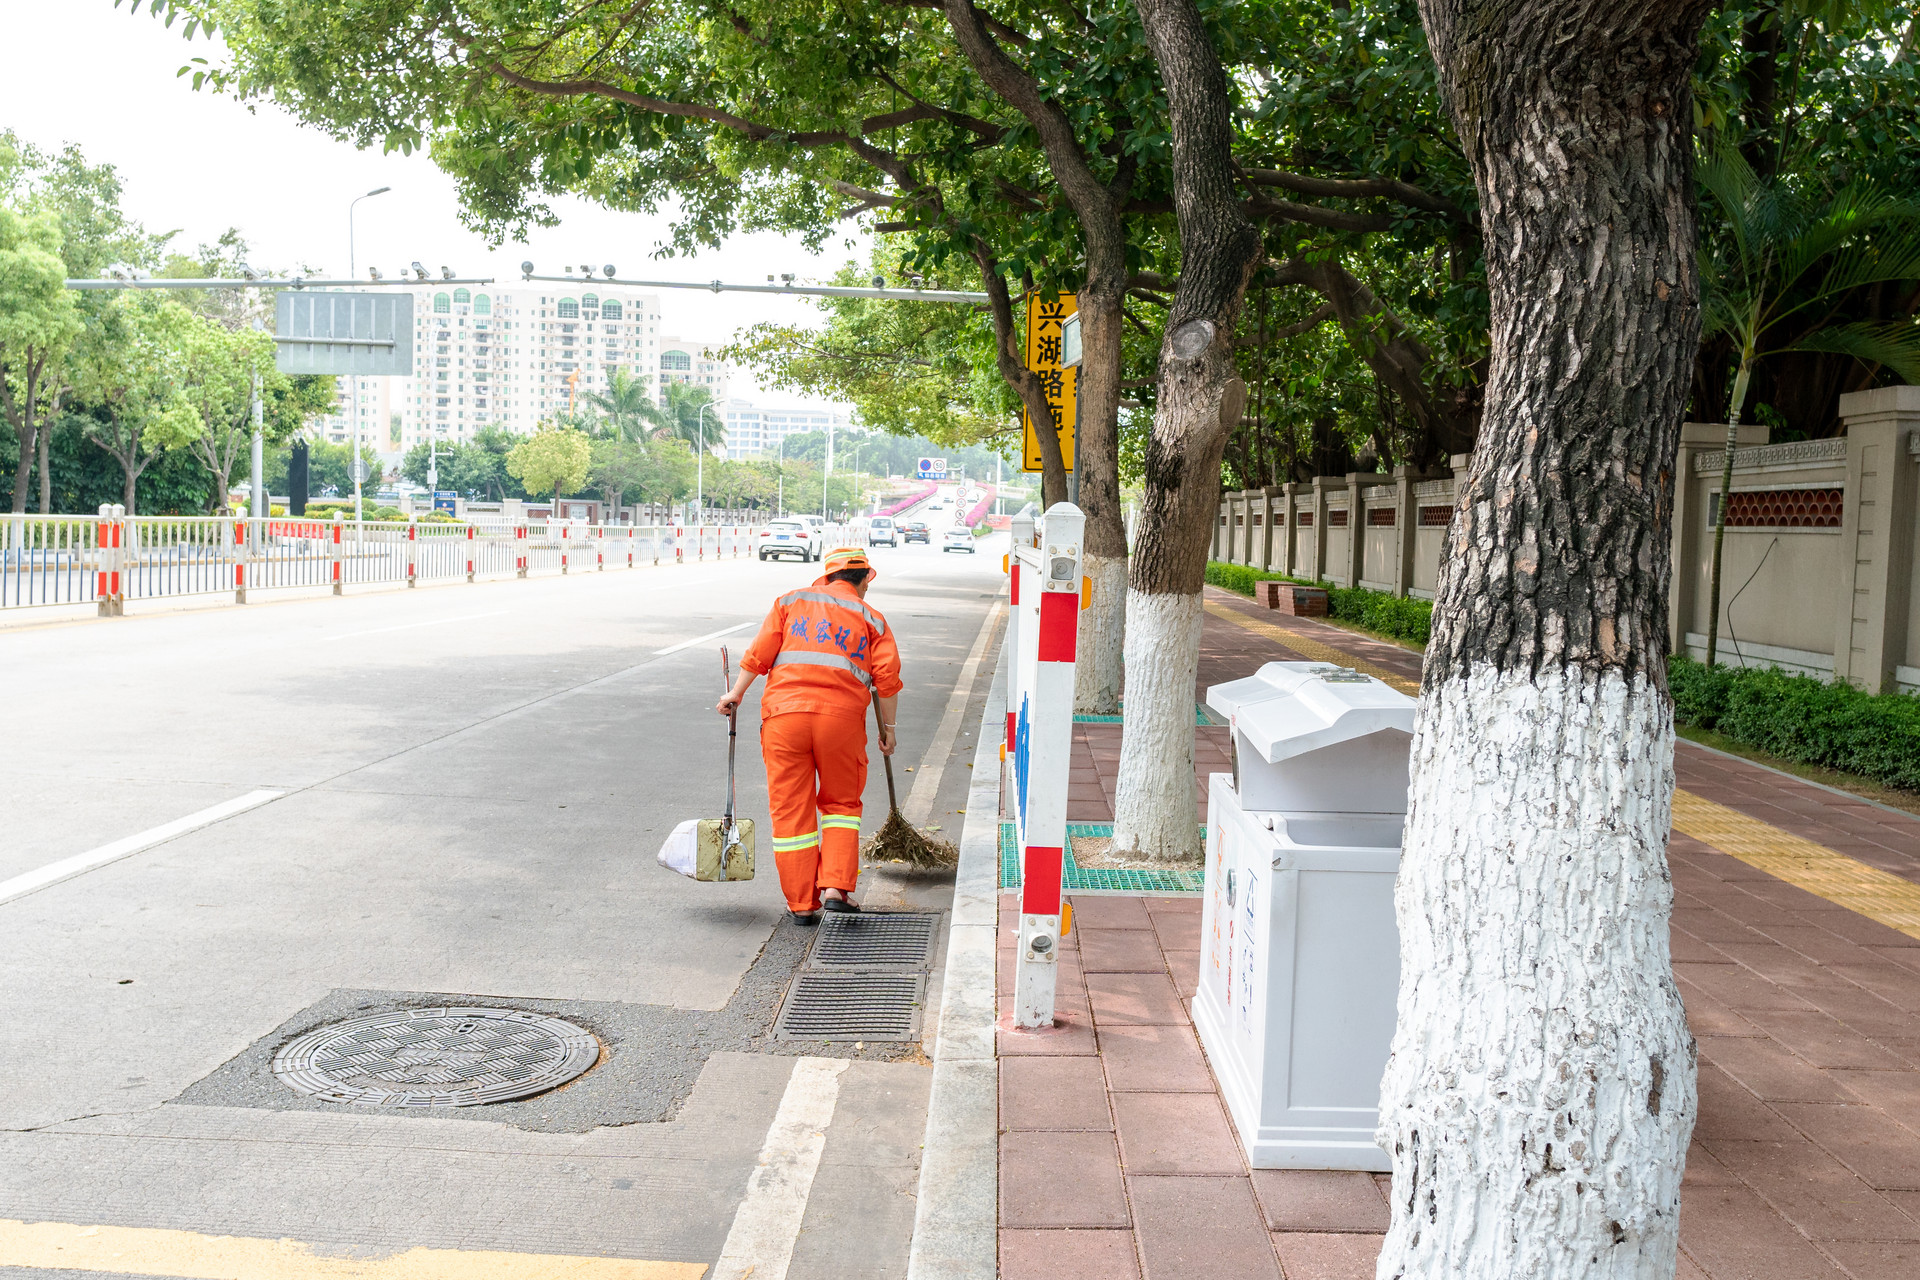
[716,547,901,922]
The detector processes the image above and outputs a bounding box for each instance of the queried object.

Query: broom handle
[872,688,900,812]
[722,646,737,823]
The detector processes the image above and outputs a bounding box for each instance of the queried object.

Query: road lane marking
[655,621,754,656]
[0,1217,705,1278]
[711,1057,849,1280]
[1205,597,1920,938]
[903,601,1005,827]
[0,790,285,907]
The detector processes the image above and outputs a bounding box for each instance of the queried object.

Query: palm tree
[1697,145,1920,666]
[658,381,719,453]
[582,367,664,443]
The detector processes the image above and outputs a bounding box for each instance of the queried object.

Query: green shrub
[1669,654,1920,791]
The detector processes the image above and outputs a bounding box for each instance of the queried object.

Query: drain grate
[811,912,939,970]
[271,1007,600,1107]
[775,972,926,1041]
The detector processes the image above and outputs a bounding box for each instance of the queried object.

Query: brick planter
[1262,582,1328,616]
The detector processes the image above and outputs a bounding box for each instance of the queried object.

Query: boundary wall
[1211,387,1920,694]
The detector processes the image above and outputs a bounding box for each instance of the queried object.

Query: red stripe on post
[1010,563,1020,605]
[1022,845,1064,915]
[1036,591,1078,662]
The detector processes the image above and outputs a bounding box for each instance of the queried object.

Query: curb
[905,638,1005,1280]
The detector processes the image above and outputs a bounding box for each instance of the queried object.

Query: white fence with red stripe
[1006,501,1085,1029]
[1,508,765,616]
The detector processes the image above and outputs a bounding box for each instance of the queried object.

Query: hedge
[1669,655,1920,791]
[1205,561,1433,646]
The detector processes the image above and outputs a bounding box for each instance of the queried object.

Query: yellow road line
[0,1218,707,1280]
[1670,792,1920,940]
[1204,597,1920,941]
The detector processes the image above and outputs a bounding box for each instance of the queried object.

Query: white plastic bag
[657,819,701,878]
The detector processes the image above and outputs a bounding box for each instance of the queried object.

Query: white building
[657,335,733,407]
[722,399,852,459]
[310,286,746,463]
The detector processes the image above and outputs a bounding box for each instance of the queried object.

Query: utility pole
[250,317,266,518]
[345,185,390,527]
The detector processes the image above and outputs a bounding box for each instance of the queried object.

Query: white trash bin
[1194,661,1415,1171]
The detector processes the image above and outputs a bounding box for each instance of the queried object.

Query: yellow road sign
[1020,294,1076,472]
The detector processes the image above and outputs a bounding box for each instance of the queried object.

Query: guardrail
[1,507,766,617]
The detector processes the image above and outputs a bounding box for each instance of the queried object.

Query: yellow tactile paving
[1669,791,1920,940]
[1203,600,1421,694]
[0,1218,707,1280]
[1204,596,1920,941]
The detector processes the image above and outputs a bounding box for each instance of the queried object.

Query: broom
[862,689,959,869]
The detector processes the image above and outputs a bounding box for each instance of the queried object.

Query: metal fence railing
[2,507,777,618]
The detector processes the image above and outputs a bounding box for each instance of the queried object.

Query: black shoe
[789,910,821,926]
[820,894,860,914]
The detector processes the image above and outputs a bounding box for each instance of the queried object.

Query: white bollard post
[466,523,476,583]
[406,515,418,587]
[95,504,125,617]
[232,517,248,605]
[1012,502,1084,1029]
[331,511,345,595]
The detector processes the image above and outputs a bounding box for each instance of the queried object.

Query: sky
[0,1,870,408]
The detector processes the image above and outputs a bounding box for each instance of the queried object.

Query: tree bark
[1111,0,1263,861]
[973,255,1068,507]
[1379,4,1713,1276]
[37,398,53,514]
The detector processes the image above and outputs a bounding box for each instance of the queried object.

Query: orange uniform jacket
[740,579,903,720]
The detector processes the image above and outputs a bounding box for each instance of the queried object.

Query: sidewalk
[994,585,1920,1280]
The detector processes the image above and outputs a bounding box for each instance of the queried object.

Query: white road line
[655,620,754,656]
[903,600,1005,827]
[0,789,286,907]
[712,1057,850,1280]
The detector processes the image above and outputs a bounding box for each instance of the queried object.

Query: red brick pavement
[996,586,1920,1280]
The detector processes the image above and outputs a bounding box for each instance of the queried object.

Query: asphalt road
[0,484,1005,1279]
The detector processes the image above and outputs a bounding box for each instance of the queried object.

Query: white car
[941,526,976,554]
[867,516,898,548]
[757,518,822,562]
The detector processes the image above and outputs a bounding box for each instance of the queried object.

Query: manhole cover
[271,1007,600,1107]
[775,973,926,1042]
[811,913,939,970]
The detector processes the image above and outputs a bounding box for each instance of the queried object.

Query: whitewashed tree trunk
[1111,589,1203,859]
[1376,667,1695,1277]
[1076,552,1128,713]
[1384,4,1717,1277]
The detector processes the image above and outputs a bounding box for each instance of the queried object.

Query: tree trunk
[8,419,31,515]
[36,407,52,514]
[123,459,138,514]
[974,256,1068,506]
[1379,5,1712,1276]
[1074,255,1131,714]
[1112,0,1263,861]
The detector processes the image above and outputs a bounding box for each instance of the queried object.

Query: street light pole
[777,431,786,517]
[345,186,390,525]
[696,401,717,518]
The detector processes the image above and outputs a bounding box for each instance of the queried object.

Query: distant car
[928,501,945,510]
[757,518,822,561]
[941,526,976,554]
[867,516,897,548]
[902,521,931,544]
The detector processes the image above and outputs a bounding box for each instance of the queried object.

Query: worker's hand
[717,693,742,717]
[879,724,897,756]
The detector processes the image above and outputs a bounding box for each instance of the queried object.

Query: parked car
[902,521,931,544]
[757,518,823,561]
[867,516,898,548]
[941,526,977,554]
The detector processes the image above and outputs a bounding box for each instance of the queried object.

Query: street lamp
[695,401,719,519]
[345,186,390,524]
[776,430,786,517]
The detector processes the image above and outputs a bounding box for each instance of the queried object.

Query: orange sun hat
[816,547,877,585]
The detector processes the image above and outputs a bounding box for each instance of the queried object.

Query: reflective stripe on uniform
[820,814,862,830]
[779,589,888,636]
[772,649,874,686]
[772,830,821,851]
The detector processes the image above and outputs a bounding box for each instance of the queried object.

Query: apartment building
[311,287,747,462]
[721,399,852,459]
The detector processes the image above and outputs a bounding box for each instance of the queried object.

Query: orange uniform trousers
[761,711,867,913]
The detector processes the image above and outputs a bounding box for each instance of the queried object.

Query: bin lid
[1206,661,1415,764]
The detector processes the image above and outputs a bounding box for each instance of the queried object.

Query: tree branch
[1245,192,1397,233]
[1240,167,1473,225]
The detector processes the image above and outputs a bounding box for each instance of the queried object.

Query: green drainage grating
[1000,822,1206,894]
[1072,703,1223,727]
